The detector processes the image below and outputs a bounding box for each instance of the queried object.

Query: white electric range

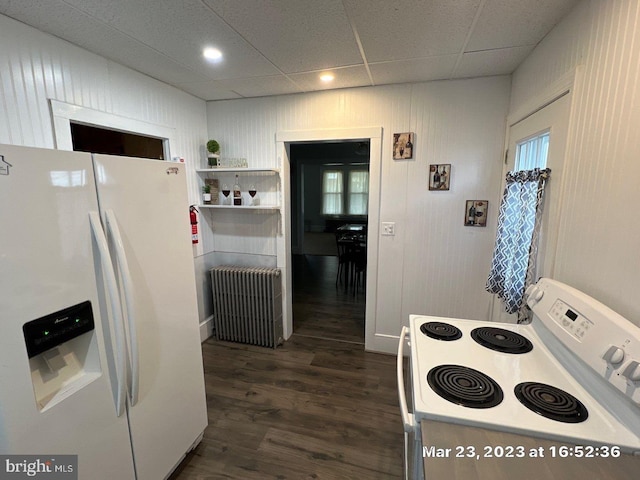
[397,278,640,479]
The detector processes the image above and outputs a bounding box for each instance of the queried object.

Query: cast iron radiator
[210,266,283,348]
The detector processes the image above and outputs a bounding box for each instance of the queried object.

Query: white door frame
[49,99,176,159]
[275,127,383,349]
[490,67,583,322]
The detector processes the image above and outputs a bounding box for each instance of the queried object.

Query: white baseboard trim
[365,333,400,355]
[199,315,214,343]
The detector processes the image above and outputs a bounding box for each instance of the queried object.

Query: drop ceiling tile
[126,52,212,87]
[466,0,579,51]
[454,45,535,78]
[0,0,582,100]
[0,1,212,85]
[343,0,482,62]
[369,55,458,85]
[203,0,363,74]
[288,65,371,92]
[173,81,243,101]
[215,75,304,98]
[60,0,282,80]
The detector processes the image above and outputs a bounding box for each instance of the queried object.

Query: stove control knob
[622,361,640,382]
[526,286,544,306]
[603,346,625,365]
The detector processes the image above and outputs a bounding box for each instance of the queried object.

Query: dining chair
[335,233,355,287]
[351,241,367,295]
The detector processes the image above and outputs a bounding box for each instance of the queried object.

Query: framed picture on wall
[393,132,414,160]
[429,164,451,190]
[465,200,488,227]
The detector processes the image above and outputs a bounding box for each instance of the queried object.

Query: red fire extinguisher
[189,205,199,244]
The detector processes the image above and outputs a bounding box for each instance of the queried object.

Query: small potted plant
[206,140,220,167]
[202,184,212,204]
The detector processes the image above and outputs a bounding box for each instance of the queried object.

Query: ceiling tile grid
[465,0,580,52]
[288,65,371,92]
[203,0,363,73]
[214,74,304,98]
[172,80,243,101]
[369,55,459,86]
[60,0,283,80]
[454,45,536,78]
[343,0,483,61]
[0,0,581,101]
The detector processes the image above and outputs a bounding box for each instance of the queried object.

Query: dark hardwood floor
[170,255,403,479]
[292,254,365,344]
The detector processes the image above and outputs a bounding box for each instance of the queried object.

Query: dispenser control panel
[23,301,95,358]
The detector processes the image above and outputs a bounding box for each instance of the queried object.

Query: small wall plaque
[393,132,414,160]
[429,164,451,190]
[465,200,488,227]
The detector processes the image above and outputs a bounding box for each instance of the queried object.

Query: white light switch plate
[382,222,395,236]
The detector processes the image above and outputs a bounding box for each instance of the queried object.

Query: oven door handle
[397,326,416,433]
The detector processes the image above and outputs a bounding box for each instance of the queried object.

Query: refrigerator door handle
[89,211,127,417]
[105,209,140,406]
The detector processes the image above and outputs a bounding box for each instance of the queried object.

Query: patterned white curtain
[486,168,551,322]
[322,170,343,215]
[348,170,369,215]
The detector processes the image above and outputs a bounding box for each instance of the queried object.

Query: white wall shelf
[198,204,280,211]
[197,165,281,210]
[196,167,279,173]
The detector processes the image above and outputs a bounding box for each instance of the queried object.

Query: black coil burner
[515,382,589,423]
[427,365,503,408]
[471,327,533,354]
[420,322,462,341]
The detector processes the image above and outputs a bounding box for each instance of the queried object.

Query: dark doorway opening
[70,123,165,160]
[289,141,370,344]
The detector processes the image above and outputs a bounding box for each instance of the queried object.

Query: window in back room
[322,170,344,215]
[348,170,369,215]
[70,123,165,160]
[321,168,369,216]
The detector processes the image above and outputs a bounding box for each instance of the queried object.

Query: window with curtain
[348,170,369,215]
[486,168,551,322]
[322,170,343,215]
[486,130,552,322]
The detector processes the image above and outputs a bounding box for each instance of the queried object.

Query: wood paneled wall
[207,77,511,351]
[0,14,209,325]
[510,0,640,326]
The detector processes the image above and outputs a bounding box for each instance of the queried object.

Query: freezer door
[93,154,207,480]
[0,144,136,479]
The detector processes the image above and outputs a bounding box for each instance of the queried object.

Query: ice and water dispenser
[23,301,102,411]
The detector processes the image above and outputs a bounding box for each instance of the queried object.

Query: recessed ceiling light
[203,48,223,61]
[320,73,334,83]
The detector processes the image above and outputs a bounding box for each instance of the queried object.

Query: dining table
[336,223,366,233]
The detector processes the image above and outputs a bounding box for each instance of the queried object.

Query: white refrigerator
[0,144,208,479]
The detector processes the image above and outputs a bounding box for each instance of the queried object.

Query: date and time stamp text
[423,444,623,460]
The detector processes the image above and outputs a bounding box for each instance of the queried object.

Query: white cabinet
[195,167,280,211]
